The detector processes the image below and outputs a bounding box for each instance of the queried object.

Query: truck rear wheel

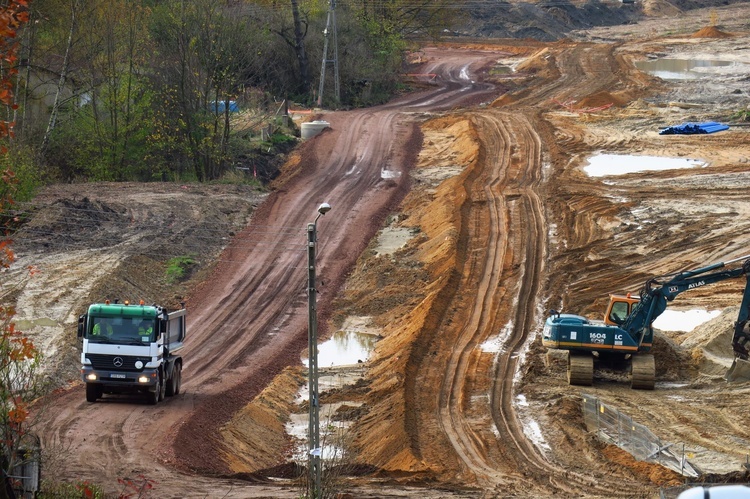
[173,362,181,395]
[86,384,101,403]
[567,352,593,386]
[166,362,181,397]
[631,354,655,390]
[158,370,166,401]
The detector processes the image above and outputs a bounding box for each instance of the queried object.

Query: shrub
[165,256,196,283]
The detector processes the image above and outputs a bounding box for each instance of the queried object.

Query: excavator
[543,254,750,389]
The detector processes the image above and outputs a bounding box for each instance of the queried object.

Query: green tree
[9,0,454,183]
[39,0,80,154]
[80,0,153,180]
[357,0,459,39]
[150,0,271,181]
[37,0,156,181]
[254,0,325,101]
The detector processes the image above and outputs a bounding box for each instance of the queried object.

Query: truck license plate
[110,373,126,379]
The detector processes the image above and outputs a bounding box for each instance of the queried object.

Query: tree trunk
[40,0,79,154]
[290,0,310,96]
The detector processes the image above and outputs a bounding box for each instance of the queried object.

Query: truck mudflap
[726,357,750,382]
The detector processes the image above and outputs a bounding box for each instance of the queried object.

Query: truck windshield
[88,317,155,344]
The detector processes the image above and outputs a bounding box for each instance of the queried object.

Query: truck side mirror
[77,315,85,338]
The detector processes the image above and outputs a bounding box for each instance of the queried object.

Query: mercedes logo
[113,357,124,368]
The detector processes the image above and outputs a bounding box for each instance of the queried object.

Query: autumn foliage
[0,1,37,497]
[0,0,26,144]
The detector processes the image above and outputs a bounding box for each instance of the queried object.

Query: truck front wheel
[86,383,102,403]
[148,373,162,405]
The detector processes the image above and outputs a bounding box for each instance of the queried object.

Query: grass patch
[38,480,104,498]
[490,64,513,75]
[165,256,196,283]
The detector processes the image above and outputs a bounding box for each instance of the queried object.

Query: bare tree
[40,0,79,154]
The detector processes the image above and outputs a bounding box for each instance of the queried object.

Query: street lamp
[308,202,330,498]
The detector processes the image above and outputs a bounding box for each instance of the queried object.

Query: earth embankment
[15,2,750,497]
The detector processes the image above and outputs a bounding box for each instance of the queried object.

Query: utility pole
[307,202,331,498]
[317,0,340,108]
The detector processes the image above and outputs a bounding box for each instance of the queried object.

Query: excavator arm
[622,256,750,347]
[731,270,750,360]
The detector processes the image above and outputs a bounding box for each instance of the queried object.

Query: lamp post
[308,202,330,498]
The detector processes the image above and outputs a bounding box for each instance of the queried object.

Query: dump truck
[543,254,750,389]
[78,300,186,404]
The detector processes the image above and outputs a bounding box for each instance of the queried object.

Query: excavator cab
[603,294,640,326]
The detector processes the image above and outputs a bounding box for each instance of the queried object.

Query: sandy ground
[8,2,750,497]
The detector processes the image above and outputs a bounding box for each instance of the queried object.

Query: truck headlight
[86,373,97,381]
[138,375,149,383]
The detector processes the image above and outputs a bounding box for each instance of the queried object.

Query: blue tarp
[210,100,239,113]
[659,121,729,135]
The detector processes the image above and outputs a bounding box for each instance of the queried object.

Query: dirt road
[32,48,511,496]
[22,2,750,497]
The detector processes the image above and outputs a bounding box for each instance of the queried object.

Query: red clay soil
[29,4,750,497]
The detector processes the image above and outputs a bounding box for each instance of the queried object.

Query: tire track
[423,42,661,496]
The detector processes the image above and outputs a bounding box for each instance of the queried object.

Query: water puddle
[302,317,379,368]
[286,399,358,463]
[583,153,706,177]
[635,58,738,80]
[319,330,377,367]
[292,316,377,467]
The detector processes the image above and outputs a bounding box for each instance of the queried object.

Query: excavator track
[567,352,593,386]
[630,354,655,390]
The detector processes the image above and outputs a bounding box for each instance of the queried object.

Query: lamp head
[318,202,332,215]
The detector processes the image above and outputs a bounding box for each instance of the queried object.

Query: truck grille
[86,354,150,371]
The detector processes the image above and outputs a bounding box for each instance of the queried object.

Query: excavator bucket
[726,357,750,382]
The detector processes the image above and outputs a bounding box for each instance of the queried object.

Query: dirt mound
[577,91,628,109]
[345,115,480,478]
[601,445,683,487]
[691,26,733,38]
[642,0,681,17]
[680,307,736,357]
[220,368,305,474]
[653,331,691,380]
[668,307,738,377]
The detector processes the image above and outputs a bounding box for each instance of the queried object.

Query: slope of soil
[459,0,749,41]
[11,2,750,498]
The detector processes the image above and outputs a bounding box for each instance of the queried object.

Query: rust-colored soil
[691,26,733,38]
[17,3,750,497]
